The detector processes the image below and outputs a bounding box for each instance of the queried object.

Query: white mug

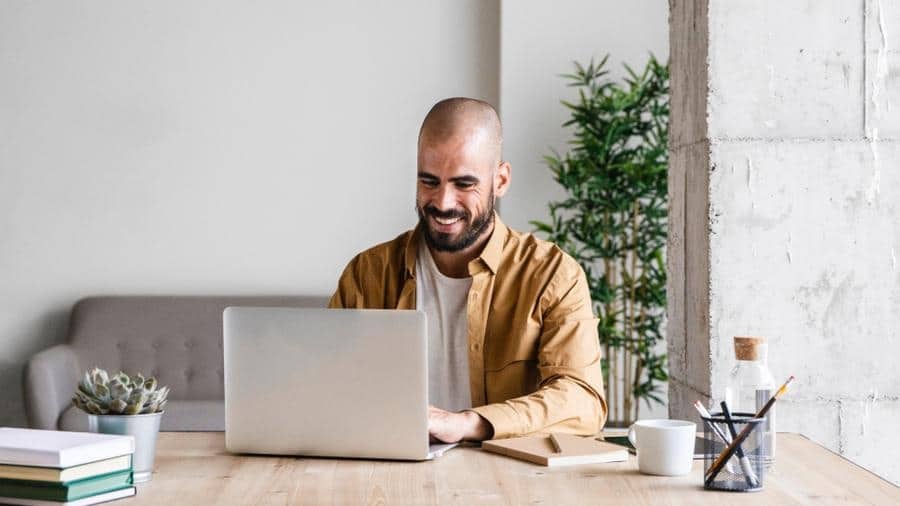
[627,419,696,476]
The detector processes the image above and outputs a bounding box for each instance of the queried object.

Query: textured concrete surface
[669,0,709,149]
[709,140,900,398]
[666,145,687,397]
[667,0,711,423]
[669,0,900,485]
[708,0,865,139]
[866,0,900,137]
[842,399,900,483]
[777,398,841,453]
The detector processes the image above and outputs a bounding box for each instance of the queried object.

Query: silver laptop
[223,306,457,460]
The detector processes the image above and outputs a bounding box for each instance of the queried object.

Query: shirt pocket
[485,317,541,372]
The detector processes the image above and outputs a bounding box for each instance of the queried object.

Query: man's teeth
[434,216,461,225]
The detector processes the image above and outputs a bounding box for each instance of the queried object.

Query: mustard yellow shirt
[328,214,607,438]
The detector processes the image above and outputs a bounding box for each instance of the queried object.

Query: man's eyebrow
[450,175,480,184]
[417,172,480,184]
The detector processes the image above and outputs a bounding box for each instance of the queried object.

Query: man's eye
[455,182,474,189]
[420,180,438,188]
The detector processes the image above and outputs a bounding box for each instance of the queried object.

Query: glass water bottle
[723,336,776,468]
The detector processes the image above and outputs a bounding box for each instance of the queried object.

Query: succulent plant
[72,367,169,415]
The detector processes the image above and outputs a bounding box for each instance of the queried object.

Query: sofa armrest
[23,344,81,429]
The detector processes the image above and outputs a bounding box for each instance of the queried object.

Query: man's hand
[427,406,494,443]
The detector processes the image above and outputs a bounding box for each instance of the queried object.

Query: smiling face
[416,130,498,252]
[415,98,511,255]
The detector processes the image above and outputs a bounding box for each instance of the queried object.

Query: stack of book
[0,428,136,506]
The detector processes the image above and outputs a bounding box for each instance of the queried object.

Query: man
[329,97,606,443]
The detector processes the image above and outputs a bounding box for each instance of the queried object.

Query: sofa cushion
[68,296,328,402]
[59,400,226,432]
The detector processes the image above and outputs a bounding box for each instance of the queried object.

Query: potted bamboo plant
[533,55,669,426]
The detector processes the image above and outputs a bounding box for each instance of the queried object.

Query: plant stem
[602,211,613,413]
[612,212,620,425]
[614,334,619,424]
[628,200,639,424]
[620,209,631,425]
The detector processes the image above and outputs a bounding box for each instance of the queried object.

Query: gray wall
[670,0,900,485]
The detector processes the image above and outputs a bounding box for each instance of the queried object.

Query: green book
[0,469,132,502]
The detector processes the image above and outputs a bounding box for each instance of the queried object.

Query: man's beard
[417,190,495,253]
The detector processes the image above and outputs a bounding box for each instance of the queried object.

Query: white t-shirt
[415,241,473,412]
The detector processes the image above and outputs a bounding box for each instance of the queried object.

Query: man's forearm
[470,375,606,439]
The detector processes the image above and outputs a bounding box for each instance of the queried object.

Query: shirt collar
[476,213,507,274]
[404,226,420,278]
[403,212,508,278]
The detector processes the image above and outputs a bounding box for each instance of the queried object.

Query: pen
[720,401,759,487]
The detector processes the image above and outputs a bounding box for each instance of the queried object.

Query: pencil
[721,401,759,487]
[693,400,736,475]
[549,433,563,454]
[704,376,794,485]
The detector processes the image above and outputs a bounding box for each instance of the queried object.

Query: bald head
[418,97,502,164]
[415,97,512,258]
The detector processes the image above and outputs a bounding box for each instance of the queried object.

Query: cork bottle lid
[734,336,767,361]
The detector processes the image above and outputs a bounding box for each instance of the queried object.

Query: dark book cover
[0,469,132,501]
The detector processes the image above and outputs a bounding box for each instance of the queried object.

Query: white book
[0,428,134,468]
[0,486,136,505]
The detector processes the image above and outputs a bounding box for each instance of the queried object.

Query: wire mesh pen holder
[701,412,768,492]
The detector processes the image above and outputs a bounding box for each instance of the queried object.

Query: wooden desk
[125,432,898,505]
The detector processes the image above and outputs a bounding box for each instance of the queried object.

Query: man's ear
[494,161,511,198]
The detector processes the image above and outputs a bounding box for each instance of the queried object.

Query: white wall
[0,0,671,428]
[500,0,670,420]
[499,0,670,233]
[0,0,499,426]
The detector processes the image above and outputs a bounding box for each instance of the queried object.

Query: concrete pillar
[669,0,900,484]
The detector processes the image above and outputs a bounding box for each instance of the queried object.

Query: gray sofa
[23,295,328,431]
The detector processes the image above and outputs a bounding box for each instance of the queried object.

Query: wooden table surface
[123,432,899,505]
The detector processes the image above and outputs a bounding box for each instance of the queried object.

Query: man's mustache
[423,206,468,221]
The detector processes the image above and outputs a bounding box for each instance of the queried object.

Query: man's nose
[435,185,457,211]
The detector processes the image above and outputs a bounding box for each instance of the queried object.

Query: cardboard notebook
[482,433,628,467]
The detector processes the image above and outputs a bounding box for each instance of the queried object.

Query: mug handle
[627,424,637,449]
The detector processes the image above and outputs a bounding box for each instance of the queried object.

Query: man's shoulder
[345,228,413,273]
[503,225,582,277]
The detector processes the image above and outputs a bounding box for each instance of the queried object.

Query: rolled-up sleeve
[471,261,607,438]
